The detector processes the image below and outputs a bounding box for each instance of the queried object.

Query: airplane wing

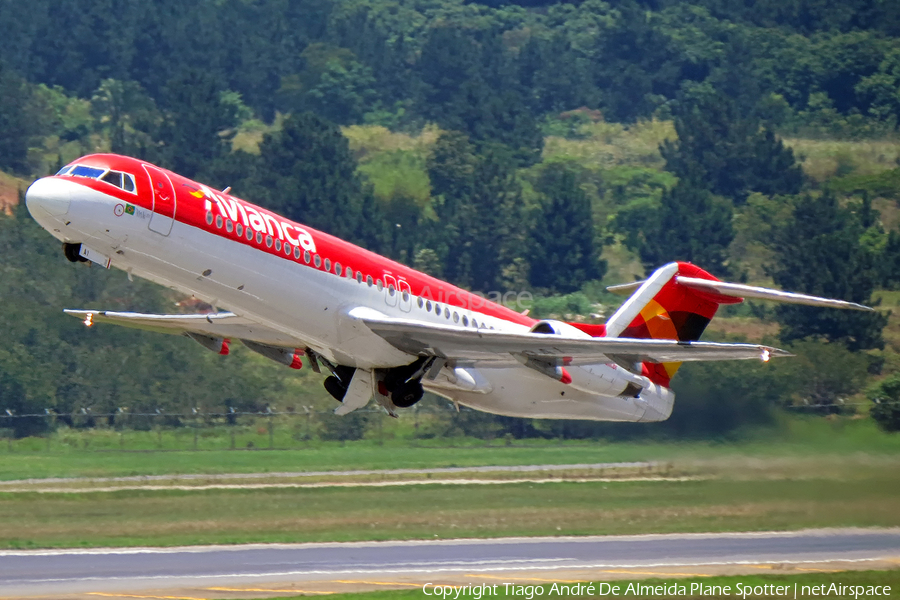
[348,308,790,368]
[63,310,303,347]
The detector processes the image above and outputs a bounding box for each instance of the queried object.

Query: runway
[2,528,899,598]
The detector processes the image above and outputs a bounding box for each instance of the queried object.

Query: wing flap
[355,313,790,367]
[64,310,302,346]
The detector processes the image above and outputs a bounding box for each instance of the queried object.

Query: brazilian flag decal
[125,204,135,215]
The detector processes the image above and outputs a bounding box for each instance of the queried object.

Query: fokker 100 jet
[25,154,872,421]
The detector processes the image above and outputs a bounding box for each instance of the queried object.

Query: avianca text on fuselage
[192,183,316,253]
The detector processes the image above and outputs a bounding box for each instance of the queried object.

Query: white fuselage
[27,175,674,422]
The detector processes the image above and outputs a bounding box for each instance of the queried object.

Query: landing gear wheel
[324,376,347,402]
[63,243,87,263]
[391,380,424,408]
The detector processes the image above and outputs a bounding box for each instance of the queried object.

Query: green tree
[591,1,686,123]
[467,146,528,291]
[528,163,605,293]
[426,133,527,290]
[618,177,734,276]
[0,62,35,173]
[661,88,803,203]
[416,27,542,164]
[869,372,900,432]
[249,112,384,246]
[770,192,888,351]
[427,132,479,286]
[91,79,160,156]
[158,68,238,178]
[277,44,376,125]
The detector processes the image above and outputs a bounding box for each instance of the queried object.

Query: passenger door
[143,164,176,236]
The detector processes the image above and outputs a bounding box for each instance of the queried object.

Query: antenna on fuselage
[221,186,232,194]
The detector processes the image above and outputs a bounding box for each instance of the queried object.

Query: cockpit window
[102,170,123,188]
[60,165,137,193]
[70,165,105,179]
[101,170,136,192]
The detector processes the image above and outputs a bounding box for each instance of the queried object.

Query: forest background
[3,0,900,442]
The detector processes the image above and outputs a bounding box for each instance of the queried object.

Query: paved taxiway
[1,528,899,597]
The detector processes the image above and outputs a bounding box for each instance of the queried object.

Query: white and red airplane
[25,154,871,421]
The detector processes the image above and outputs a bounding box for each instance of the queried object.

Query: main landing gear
[311,350,430,409]
[382,357,431,408]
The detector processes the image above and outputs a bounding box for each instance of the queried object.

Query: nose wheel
[63,243,88,263]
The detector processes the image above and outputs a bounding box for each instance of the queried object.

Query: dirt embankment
[0,171,28,215]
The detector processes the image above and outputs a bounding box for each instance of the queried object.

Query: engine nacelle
[529,319,593,338]
[529,320,666,410]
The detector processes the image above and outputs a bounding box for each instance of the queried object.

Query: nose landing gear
[63,243,88,263]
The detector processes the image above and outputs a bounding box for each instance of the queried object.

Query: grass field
[262,571,900,600]
[1,416,898,549]
[1,457,898,549]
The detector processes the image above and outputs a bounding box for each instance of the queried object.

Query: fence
[0,404,577,452]
[0,401,886,453]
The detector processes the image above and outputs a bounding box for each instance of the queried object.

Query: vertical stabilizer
[605,262,740,386]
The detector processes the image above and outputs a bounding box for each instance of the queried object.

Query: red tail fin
[606,262,742,387]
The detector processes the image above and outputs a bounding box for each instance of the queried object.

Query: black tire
[63,243,87,263]
[391,380,424,408]
[324,376,347,402]
[334,365,356,386]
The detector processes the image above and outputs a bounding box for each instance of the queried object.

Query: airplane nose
[25,177,72,220]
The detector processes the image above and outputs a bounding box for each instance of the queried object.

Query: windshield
[69,165,105,178]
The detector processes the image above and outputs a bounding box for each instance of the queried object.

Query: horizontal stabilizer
[606,276,873,311]
[674,276,874,311]
[350,308,791,368]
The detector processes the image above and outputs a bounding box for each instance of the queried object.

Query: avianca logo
[196,184,317,253]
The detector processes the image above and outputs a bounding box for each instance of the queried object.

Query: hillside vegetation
[2,0,900,441]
